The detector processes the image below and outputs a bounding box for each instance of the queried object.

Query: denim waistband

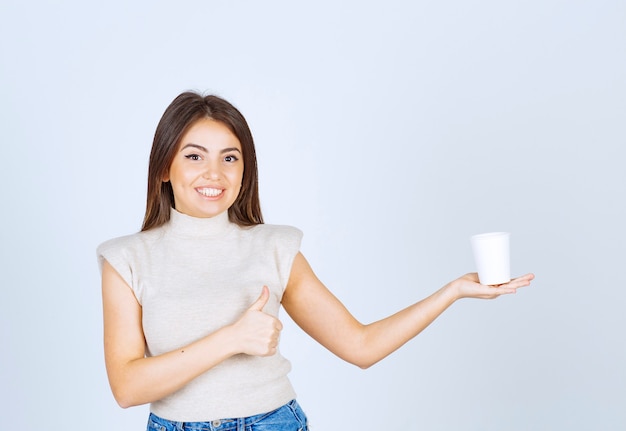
[147,399,308,431]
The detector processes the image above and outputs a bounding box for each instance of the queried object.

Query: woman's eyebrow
[179,144,241,154]
[180,143,208,152]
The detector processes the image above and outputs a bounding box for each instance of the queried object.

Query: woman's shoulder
[245,223,303,240]
[96,228,163,256]
[240,223,303,253]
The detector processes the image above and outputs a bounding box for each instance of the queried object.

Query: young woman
[98,91,534,431]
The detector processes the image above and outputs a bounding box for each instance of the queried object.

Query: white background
[1,1,625,429]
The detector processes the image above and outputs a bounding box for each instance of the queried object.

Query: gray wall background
[1,1,624,429]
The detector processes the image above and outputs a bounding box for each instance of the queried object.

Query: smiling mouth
[196,187,224,197]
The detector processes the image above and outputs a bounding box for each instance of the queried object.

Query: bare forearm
[346,272,531,368]
[284,253,532,371]
[107,325,237,408]
[350,283,458,369]
[104,274,280,409]
[283,254,464,369]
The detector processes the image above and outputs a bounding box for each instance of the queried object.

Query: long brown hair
[141,92,263,231]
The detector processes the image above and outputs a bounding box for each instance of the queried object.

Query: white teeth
[198,188,222,197]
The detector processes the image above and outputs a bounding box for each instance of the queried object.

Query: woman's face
[165,118,244,218]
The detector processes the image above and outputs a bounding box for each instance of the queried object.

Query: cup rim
[471,231,510,240]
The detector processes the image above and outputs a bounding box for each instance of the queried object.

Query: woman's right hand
[230,285,283,357]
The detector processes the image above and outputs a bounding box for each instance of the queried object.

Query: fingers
[518,273,535,282]
[503,273,535,289]
[248,285,270,312]
[265,327,282,356]
[254,315,283,357]
[471,273,534,288]
[235,286,283,357]
[453,272,534,300]
[484,273,534,297]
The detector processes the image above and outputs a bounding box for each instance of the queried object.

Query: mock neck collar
[166,208,234,238]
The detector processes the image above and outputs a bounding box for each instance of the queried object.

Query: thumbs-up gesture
[231,286,283,357]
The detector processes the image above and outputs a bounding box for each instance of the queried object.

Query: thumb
[248,285,270,312]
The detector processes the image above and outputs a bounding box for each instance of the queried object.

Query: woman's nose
[202,162,221,179]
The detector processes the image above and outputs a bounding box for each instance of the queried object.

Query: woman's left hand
[449,272,535,300]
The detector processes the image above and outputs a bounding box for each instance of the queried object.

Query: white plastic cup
[470,232,511,285]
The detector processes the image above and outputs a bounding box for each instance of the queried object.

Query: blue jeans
[147,400,309,431]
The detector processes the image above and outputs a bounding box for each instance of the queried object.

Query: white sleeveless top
[97,208,302,421]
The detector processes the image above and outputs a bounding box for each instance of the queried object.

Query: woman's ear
[162,170,170,182]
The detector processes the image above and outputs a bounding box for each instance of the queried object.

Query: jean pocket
[147,413,172,431]
[287,400,309,431]
[250,400,309,431]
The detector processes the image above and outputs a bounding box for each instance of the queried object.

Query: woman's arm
[281,252,534,369]
[101,260,281,408]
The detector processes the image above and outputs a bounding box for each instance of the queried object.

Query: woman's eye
[224,155,239,163]
[185,154,201,161]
